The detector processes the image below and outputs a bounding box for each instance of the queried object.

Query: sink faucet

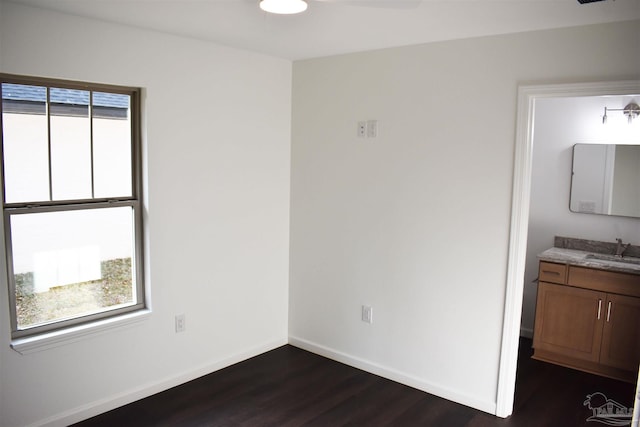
[615,238,629,257]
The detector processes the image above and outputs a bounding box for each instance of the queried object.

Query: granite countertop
[538,247,640,275]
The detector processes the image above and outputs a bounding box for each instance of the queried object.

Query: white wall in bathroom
[521,95,640,336]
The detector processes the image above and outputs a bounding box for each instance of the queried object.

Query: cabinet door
[599,294,640,371]
[533,282,606,362]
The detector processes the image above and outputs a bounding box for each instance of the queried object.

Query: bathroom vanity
[533,237,640,383]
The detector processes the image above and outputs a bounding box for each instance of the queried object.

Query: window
[1,75,144,340]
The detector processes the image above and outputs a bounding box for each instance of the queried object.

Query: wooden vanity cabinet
[533,261,640,382]
[599,293,640,372]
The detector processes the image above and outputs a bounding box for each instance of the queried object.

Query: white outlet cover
[175,314,186,332]
[362,305,373,323]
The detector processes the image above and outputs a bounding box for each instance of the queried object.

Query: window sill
[11,309,151,355]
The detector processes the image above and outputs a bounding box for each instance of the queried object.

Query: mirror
[570,144,640,218]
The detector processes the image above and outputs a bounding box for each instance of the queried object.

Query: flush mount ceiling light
[602,102,640,124]
[260,0,308,14]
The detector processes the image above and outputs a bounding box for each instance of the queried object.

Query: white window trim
[10,309,151,355]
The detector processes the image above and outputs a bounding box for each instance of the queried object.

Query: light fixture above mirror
[260,0,308,14]
[602,102,640,124]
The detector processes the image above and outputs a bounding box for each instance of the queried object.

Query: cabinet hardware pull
[606,301,612,322]
[597,300,602,320]
[542,270,560,275]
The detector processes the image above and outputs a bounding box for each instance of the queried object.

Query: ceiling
[7,0,640,60]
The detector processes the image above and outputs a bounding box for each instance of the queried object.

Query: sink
[585,253,640,265]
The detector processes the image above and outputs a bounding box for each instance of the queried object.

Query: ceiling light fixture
[602,102,640,124]
[260,0,308,14]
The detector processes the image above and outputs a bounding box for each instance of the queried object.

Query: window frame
[0,74,145,340]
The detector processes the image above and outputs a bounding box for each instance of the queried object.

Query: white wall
[522,96,640,336]
[290,20,640,413]
[0,3,291,426]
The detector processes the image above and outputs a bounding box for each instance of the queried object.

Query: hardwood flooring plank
[244,371,377,426]
[228,371,369,423]
[390,393,476,427]
[300,378,424,426]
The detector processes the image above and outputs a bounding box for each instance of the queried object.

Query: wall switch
[357,121,366,137]
[175,314,186,333]
[362,305,373,324]
[366,120,378,138]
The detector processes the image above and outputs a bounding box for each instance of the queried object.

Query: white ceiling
[8,0,640,60]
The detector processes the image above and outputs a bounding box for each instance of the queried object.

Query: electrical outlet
[175,314,186,333]
[357,121,366,137]
[361,305,373,324]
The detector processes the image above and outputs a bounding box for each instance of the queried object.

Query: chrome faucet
[615,238,629,257]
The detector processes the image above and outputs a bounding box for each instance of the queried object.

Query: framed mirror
[570,143,640,218]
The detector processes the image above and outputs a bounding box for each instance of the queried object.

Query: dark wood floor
[74,339,636,426]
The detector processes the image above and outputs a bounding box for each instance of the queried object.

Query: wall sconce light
[260,0,308,14]
[602,102,640,124]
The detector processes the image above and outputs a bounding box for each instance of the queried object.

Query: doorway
[495,80,640,418]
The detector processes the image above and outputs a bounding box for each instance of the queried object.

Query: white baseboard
[288,335,497,415]
[520,327,533,339]
[30,338,288,427]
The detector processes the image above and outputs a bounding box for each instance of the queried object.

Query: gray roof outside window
[1,83,129,108]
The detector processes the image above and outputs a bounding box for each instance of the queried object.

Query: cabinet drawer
[568,266,640,297]
[539,262,567,284]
